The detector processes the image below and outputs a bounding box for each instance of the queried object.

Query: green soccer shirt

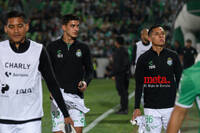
[176,61,200,132]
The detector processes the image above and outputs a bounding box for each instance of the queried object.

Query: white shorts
[0,121,41,133]
[51,94,86,132]
[143,108,173,133]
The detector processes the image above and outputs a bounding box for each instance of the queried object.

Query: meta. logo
[1,84,9,94]
[144,75,170,84]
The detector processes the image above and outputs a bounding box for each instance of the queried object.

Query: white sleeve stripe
[175,102,193,108]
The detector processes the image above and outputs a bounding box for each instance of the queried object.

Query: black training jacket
[47,38,93,98]
[134,47,182,109]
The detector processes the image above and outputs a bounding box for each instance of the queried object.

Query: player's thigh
[74,127,83,133]
[20,121,41,133]
[160,108,174,130]
[51,100,65,132]
[144,108,162,133]
[69,109,85,127]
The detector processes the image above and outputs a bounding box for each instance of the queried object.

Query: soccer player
[0,11,72,133]
[132,28,152,106]
[167,62,200,133]
[132,28,152,66]
[132,25,182,133]
[47,14,93,133]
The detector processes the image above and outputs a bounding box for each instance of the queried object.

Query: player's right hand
[111,76,115,80]
[132,109,141,120]
[64,117,74,126]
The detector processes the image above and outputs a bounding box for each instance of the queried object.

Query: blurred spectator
[181,39,198,69]
[92,57,98,78]
[104,56,113,78]
[171,40,183,64]
[0,0,184,58]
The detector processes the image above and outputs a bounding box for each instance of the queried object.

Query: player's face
[186,42,192,47]
[4,17,29,43]
[62,20,79,39]
[149,27,166,46]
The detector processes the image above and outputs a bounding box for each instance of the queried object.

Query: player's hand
[111,76,115,80]
[132,109,141,120]
[78,81,87,92]
[64,117,74,126]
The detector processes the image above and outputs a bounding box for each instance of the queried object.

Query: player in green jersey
[167,61,200,133]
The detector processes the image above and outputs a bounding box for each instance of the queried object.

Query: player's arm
[83,45,93,85]
[194,48,198,56]
[132,44,137,65]
[80,45,93,91]
[166,105,188,133]
[167,71,195,132]
[173,53,183,89]
[132,56,144,120]
[38,47,69,118]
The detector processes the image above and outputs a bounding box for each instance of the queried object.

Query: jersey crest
[76,49,82,57]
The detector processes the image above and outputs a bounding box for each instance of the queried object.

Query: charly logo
[167,57,173,66]
[148,60,156,69]
[57,50,63,58]
[76,49,82,57]
[5,72,12,77]
[1,84,9,94]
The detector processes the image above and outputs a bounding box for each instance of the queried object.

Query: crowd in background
[0,0,184,58]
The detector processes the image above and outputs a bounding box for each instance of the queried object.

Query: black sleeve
[132,44,137,65]
[173,53,183,89]
[134,56,144,109]
[194,48,198,56]
[39,46,69,117]
[83,45,94,86]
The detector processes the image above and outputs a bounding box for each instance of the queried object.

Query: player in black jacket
[110,36,130,114]
[47,14,93,133]
[132,25,182,133]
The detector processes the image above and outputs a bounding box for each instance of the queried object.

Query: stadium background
[0,0,199,132]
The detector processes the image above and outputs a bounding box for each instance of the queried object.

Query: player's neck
[10,38,25,49]
[63,35,75,44]
[152,45,163,55]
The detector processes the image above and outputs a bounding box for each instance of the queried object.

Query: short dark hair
[61,14,80,25]
[186,39,192,43]
[4,10,28,25]
[115,36,124,45]
[148,25,163,36]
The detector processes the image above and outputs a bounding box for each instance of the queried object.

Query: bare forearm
[167,106,188,133]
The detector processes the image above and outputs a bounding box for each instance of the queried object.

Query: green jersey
[176,61,200,132]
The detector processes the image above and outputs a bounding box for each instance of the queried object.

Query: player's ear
[25,23,29,32]
[4,25,8,33]
[62,25,66,32]
[148,36,152,42]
